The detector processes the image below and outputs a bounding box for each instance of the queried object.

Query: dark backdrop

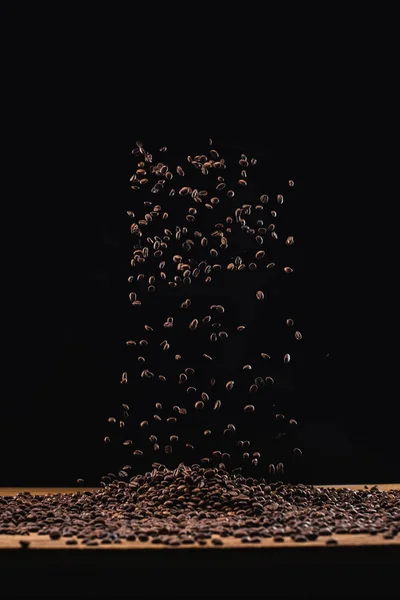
[2,118,397,487]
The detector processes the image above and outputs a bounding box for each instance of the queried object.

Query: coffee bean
[211,537,224,545]
[293,534,307,543]
[179,187,191,196]
[189,319,199,331]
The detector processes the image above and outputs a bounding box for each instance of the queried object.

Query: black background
[2,108,397,486]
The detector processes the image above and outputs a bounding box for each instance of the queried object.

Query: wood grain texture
[0,532,399,549]
[1,484,399,550]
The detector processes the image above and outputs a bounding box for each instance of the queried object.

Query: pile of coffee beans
[1,465,399,546]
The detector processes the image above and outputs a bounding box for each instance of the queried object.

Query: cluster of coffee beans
[1,465,399,546]
[104,138,303,477]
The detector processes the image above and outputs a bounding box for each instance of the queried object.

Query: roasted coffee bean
[211,537,224,545]
[189,319,199,331]
[179,187,191,196]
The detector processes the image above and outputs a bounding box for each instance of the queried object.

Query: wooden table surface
[1,485,399,597]
[1,483,399,550]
